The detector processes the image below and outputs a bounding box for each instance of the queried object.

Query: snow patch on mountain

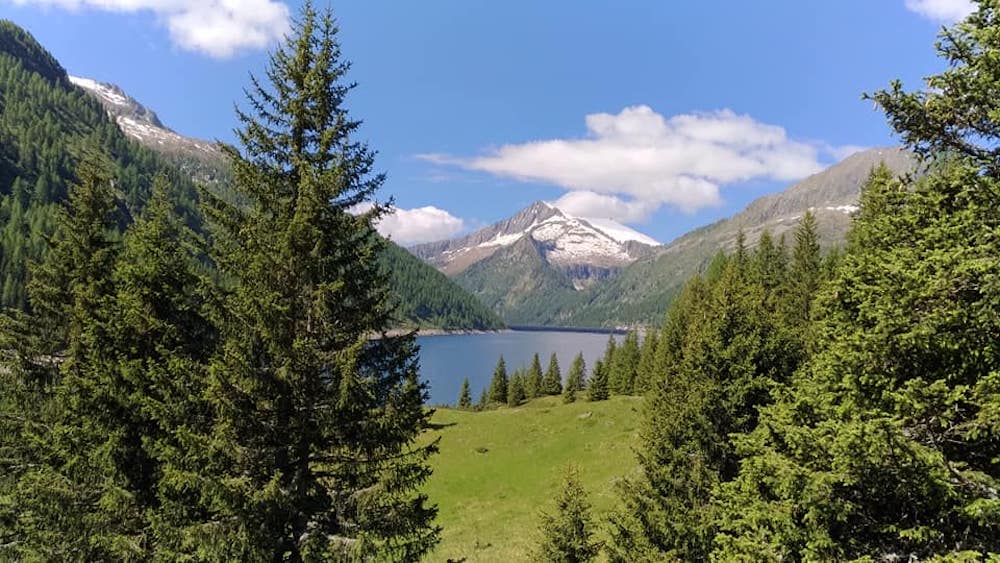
[575,217,660,246]
[824,204,860,214]
[70,75,223,163]
[70,76,131,108]
[410,201,660,286]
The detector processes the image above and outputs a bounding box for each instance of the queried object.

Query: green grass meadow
[420,395,642,562]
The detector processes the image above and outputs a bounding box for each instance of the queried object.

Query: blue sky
[0,0,973,244]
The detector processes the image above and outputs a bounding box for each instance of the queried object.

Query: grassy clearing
[420,395,642,562]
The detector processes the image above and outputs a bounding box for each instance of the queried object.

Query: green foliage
[610,330,640,395]
[489,356,509,405]
[380,240,504,330]
[533,466,603,562]
[508,371,527,407]
[526,352,544,399]
[543,352,563,395]
[712,159,1000,560]
[634,330,658,394]
[711,6,1000,558]
[563,352,586,404]
[587,360,609,402]
[608,223,806,561]
[785,210,822,328]
[0,152,127,561]
[179,4,438,559]
[0,20,200,311]
[458,377,472,409]
[865,0,1000,170]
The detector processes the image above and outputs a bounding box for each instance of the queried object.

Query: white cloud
[904,0,974,21]
[10,0,290,58]
[550,191,689,223]
[353,202,466,246]
[420,105,855,221]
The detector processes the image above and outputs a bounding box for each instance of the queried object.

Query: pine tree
[488,356,509,405]
[542,352,562,395]
[634,330,659,394]
[476,387,490,411]
[508,371,526,407]
[751,230,788,295]
[587,360,609,402]
[1,151,128,560]
[533,466,602,562]
[525,352,544,398]
[601,334,616,372]
[194,4,438,559]
[715,5,1000,555]
[458,378,472,409]
[610,331,640,395]
[785,210,821,326]
[609,252,794,561]
[106,175,216,557]
[563,352,586,403]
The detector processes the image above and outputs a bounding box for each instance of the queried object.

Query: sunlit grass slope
[421,395,642,562]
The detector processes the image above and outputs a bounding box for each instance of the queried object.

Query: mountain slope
[68,75,228,187]
[557,147,917,327]
[411,201,657,322]
[413,201,656,282]
[452,235,585,326]
[67,69,499,331]
[0,20,202,309]
[380,240,503,330]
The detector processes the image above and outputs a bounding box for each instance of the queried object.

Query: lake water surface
[416,330,622,406]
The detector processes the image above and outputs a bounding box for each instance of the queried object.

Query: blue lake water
[416,330,622,406]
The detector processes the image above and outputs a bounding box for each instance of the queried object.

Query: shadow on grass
[427,421,458,430]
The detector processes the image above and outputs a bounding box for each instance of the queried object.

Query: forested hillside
[0,5,440,559]
[381,240,503,330]
[0,20,500,331]
[598,5,1000,559]
[0,20,199,309]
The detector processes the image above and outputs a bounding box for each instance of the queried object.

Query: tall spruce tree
[563,352,586,404]
[533,466,603,562]
[525,352,544,399]
[457,377,472,409]
[195,4,438,559]
[609,245,796,561]
[610,331,639,395]
[107,176,216,557]
[542,352,562,395]
[634,330,658,394]
[587,360,609,402]
[713,4,1000,553]
[1,151,128,560]
[508,370,526,407]
[488,355,509,405]
[785,210,821,328]
[601,334,616,375]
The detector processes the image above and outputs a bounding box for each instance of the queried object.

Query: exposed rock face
[69,76,226,184]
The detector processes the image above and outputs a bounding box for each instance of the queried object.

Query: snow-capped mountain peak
[561,214,660,247]
[410,201,659,289]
